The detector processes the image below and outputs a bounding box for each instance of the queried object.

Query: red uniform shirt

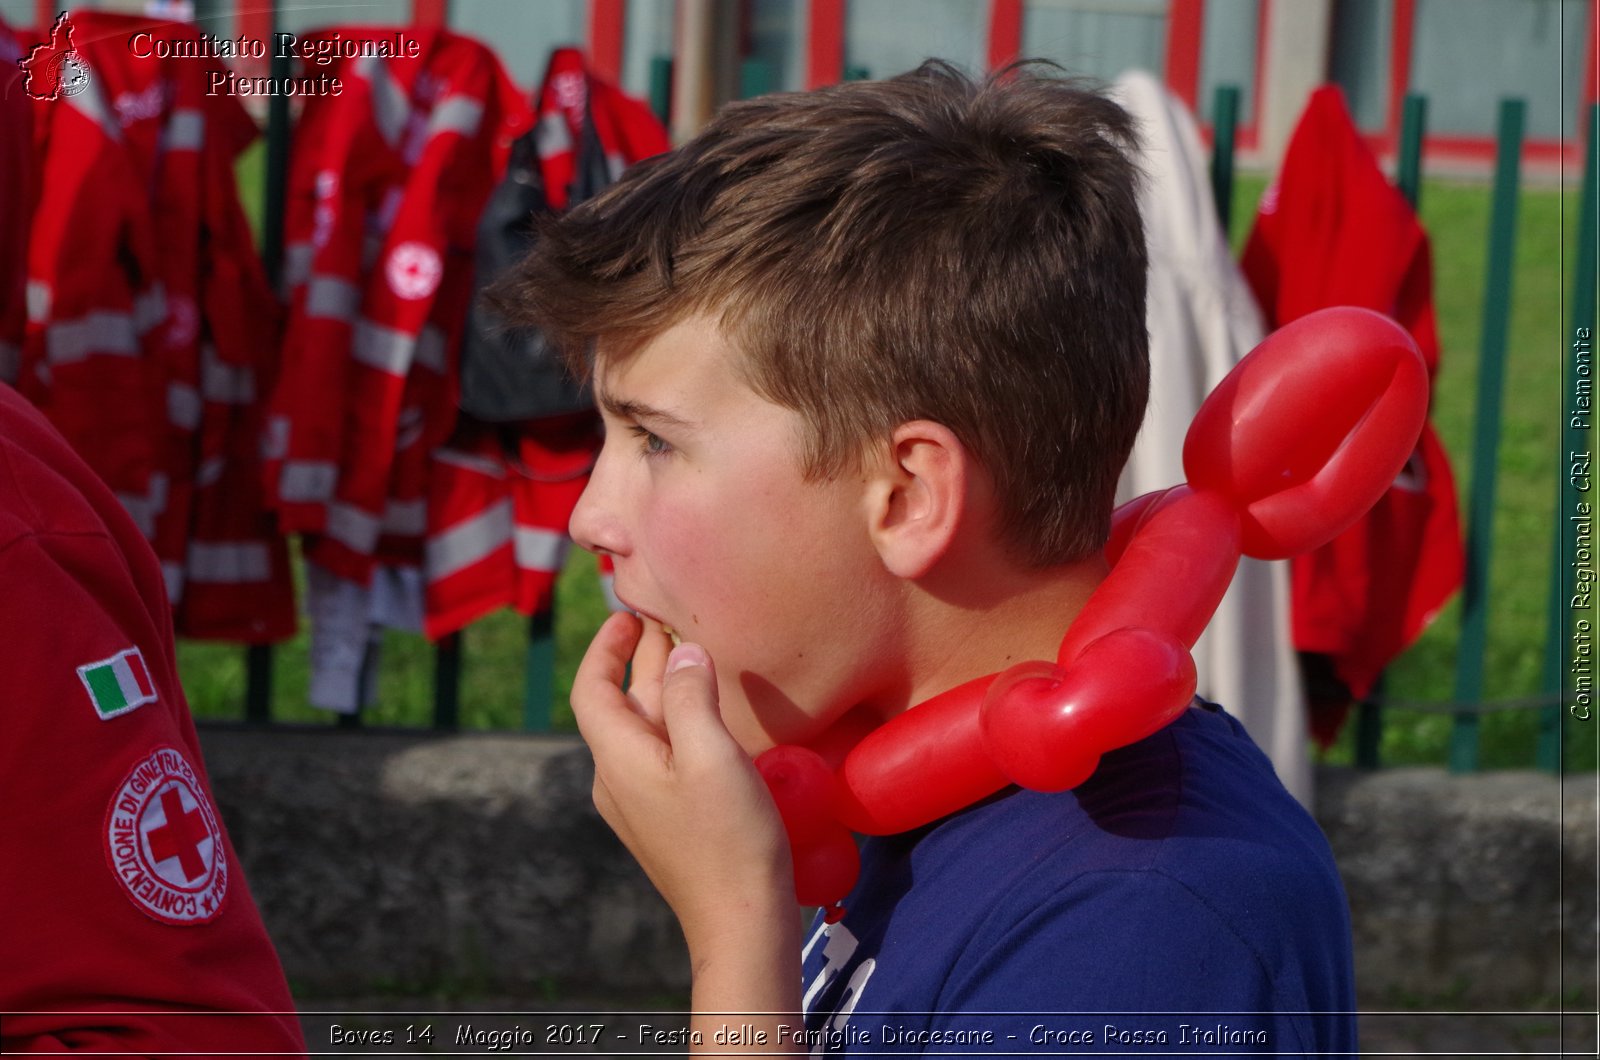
[0,382,305,1054]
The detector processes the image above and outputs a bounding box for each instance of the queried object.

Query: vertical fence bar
[739,57,773,99]
[1396,94,1427,209]
[1353,676,1385,769]
[649,56,673,127]
[1450,98,1525,773]
[1355,92,1430,769]
[245,645,273,722]
[246,6,295,725]
[1541,102,1600,771]
[434,631,462,730]
[1209,84,1239,234]
[524,609,556,731]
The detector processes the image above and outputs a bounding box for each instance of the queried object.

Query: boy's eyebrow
[596,390,699,431]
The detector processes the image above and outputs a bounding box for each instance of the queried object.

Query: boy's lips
[617,595,681,644]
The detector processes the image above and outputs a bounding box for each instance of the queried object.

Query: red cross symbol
[145,786,210,883]
[386,243,441,300]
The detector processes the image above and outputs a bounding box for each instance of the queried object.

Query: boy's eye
[628,424,673,458]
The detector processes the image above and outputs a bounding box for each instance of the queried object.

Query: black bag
[457,94,612,422]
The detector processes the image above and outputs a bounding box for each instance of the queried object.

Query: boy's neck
[872,552,1108,724]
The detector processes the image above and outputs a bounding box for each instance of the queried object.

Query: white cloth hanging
[1110,70,1312,807]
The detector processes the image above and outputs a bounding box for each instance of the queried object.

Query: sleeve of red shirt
[0,386,305,1055]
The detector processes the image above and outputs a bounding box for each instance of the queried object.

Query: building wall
[0,0,41,29]
[1408,0,1588,141]
[449,0,584,90]
[1331,0,1590,142]
[1022,0,1168,86]
[843,0,988,79]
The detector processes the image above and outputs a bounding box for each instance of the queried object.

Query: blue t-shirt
[798,702,1356,1057]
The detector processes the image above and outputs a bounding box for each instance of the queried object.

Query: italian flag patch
[78,647,158,720]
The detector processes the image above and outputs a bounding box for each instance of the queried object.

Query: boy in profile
[499,61,1355,1055]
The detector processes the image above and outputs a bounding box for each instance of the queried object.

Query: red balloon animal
[756,306,1431,909]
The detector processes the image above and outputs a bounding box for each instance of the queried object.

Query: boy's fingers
[571,612,657,754]
[573,611,641,698]
[628,619,674,728]
[659,643,734,758]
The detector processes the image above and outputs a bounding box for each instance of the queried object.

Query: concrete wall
[200,726,1596,1007]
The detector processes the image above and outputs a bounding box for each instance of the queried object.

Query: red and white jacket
[21,11,295,642]
[426,415,599,639]
[20,12,169,543]
[421,47,669,638]
[0,381,305,1054]
[1242,85,1465,738]
[266,27,529,584]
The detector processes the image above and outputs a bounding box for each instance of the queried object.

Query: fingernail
[666,643,708,673]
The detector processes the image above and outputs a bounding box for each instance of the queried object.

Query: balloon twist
[755,306,1431,908]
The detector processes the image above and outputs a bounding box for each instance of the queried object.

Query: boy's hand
[572,612,797,960]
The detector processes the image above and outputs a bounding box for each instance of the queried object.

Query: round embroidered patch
[385,241,443,300]
[104,747,228,926]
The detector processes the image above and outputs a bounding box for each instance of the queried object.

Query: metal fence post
[740,57,773,99]
[434,631,462,730]
[1541,102,1600,772]
[1450,98,1525,773]
[1209,84,1239,234]
[524,609,556,731]
[245,7,295,725]
[649,56,673,127]
[1397,94,1427,209]
[1354,92,1430,769]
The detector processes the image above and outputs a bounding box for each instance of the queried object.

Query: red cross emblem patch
[104,747,228,926]
[385,241,443,301]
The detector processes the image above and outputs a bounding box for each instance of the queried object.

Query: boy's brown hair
[497,60,1148,566]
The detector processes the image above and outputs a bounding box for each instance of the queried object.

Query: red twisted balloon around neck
[756,307,1430,910]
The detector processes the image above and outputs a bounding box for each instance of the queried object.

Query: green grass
[181,163,1595,771]
[179,548,610,732]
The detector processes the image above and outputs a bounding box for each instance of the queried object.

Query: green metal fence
[1344,95,1597,774]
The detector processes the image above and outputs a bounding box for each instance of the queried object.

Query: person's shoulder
[943,707,1353,1016]
[1081,702,1344,896]
[0,383,115,551]
[0,384,53,548]
[858,702,1348,934]
[931,703,1346,939]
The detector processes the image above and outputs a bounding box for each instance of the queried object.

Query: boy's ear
[864,420,970,580]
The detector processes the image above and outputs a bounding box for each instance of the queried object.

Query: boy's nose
[568,474,628,558]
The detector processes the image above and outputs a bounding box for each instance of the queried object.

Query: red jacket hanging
[425,415,598,639]
[421,47,669,638]
[23,11,295,642]
[181,71,298,643]
[0,381,305,1054]
[266,27,529,584]
[1241,85,1464,737]
[20,13,169,539]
